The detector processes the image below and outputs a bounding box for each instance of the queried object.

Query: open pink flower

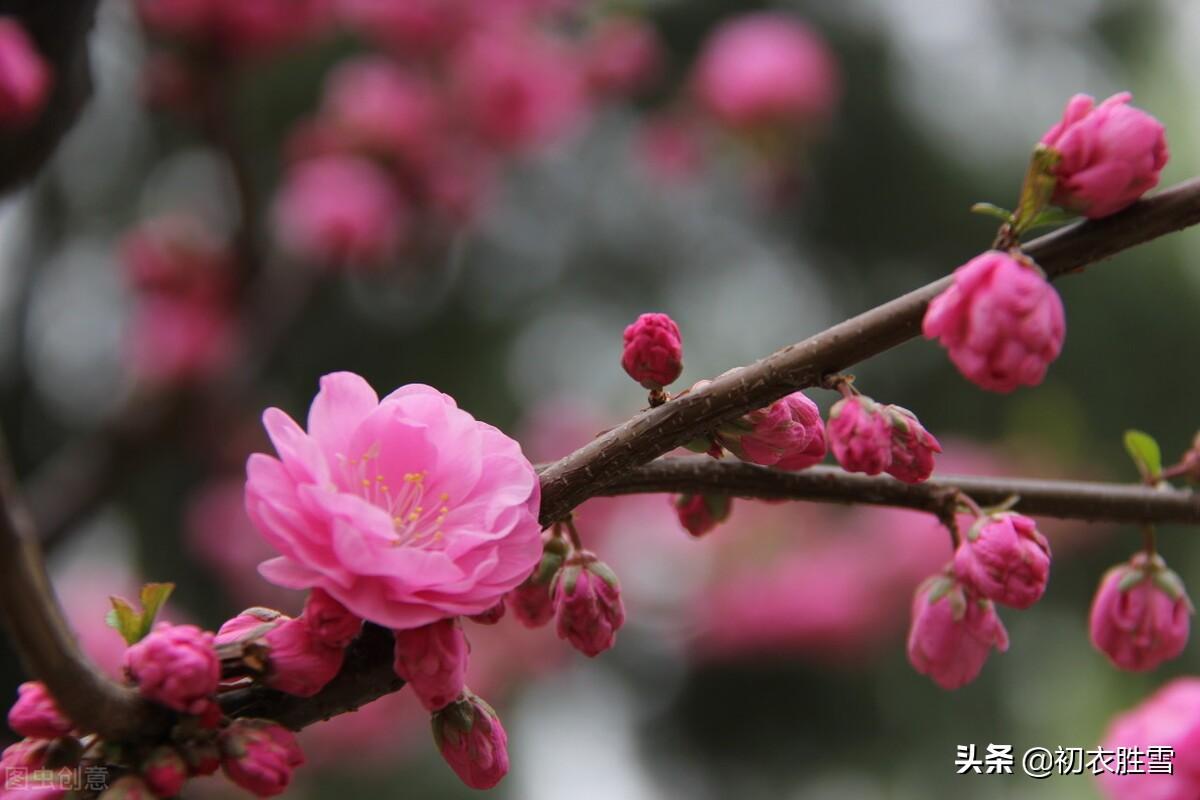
[1090,552,1192,672]
[692,13,839,131]
[907,573,1009,690]
[954,512,1050,609]
[1041,93,1168,219]
[245,372,543,630]
[718,391,825,470]
[1098,678,1200,799]
[923,250,1066,393]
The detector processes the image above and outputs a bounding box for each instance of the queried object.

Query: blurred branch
[597,457,1200,525]
[537,177,1200,523]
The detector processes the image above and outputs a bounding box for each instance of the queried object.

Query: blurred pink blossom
[1098,678,1200,799]
[0,19,51,128]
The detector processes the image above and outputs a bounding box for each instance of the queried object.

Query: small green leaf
[1124,430,1163,482]
[970,202,1013,223]
[1024,206,1078,232]
[106,597,142,646]
[136,583,175,640]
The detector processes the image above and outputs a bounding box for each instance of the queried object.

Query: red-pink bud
[718,391,826,470]
[392,618,469,712]
[302,589,362,649]
[954,512,1050,609]
[923,251,1066,394]
[7,682,71,740]
[468,598,507,626]
[432,690,509,790]
[142,745,188,798]
[119,214,233,302]
[673,493,732,538]
[883,405,941,484]
[508,579,555,628]
[1040,92,1168,219]
[827,395,892,475]
[319,57,443,162]
[553,554,625,657]
[0,19,51,128]
[1090,552,1193,672]
[123,623,220,715]
[263,618,344,698]
[219,719,305,798]
[691,13,839,131]
[584,17,662,97]
[621,313,683,390]
[907,573,1009,690]
[215,607,288,647]
[100,775,155,799]
[182,738,221,776]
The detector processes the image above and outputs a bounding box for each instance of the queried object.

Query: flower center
[336,444,450,548]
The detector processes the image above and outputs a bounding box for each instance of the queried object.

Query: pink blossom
[718,391,826,470]
[219,719,306,798]
[263,617,344,697]
[553,554,625,657]
[673,493,732,538]
[1041,93,1168,219]
[907,573,1009,690]
[245,372,543,629]
[125,294,235,384]
[954,512,1050,609]
[432,691,509,790]
[453,30,587,153]
[0,739,64,799]
[123,623,220,714]
[303,588,362,649]
[584,17,662,97]
[827,395,892,475]
[508,577,555,628]
[337,0,470,55]
[392,618,469,712]
[1098,678,1200,800]
[692,13,839,131]
[273,156,407,269]
[141,746,188,798]
[621,312,684,390]
[0,20,51,128]
[120,215,233,303]
[1090,552,1192,672]
[320,58,443,164]
[922,250,1066,393]
[7,683,71,740]
[884,405,941,484]
[214,0,329,56]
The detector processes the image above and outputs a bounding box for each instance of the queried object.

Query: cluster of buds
[925,92,1166,393]
[908,511,1050,689]
[827,392,941,483]
[118,216,239,386]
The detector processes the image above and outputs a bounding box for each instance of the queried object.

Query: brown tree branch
[596,457,1200,525]
[537,177,1200,523]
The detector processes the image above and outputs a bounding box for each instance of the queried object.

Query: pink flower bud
[1040,92,1168,219]
[263,618,344,698]
[392,618,469,712]
[7,682,71,740]
[508,578,555,628]
[320,57,443,162]
[125,295,236,385]
[219,719,305,798]
[431,690,509,790]
[302,589,362,649]
[883,405,941,484]
[673,493,732,538]
[718,391,826,470]
[922,250,1066,393]
[119,215,233,302]
[691,13,839,131]
[1089,552,1193,672]
[0,20,51,128]
[907,573,1009,690]
[469,599,507,626]
[1097,678,1200,799]
[553,554,625,657]
[273,155,406,269]
[124,623,220,715]
[215,607,288,647]
[954,512,1050,609]
[621,312,683,390]
[142,746,188,798]
[827,395,892,475]
[584,17,662,97]
[100,776,155,799]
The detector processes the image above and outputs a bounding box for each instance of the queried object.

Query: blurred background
[2,0,1200,797]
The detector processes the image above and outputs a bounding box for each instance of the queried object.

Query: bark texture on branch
[599,457,1200,525]
[536,177,1200,524]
